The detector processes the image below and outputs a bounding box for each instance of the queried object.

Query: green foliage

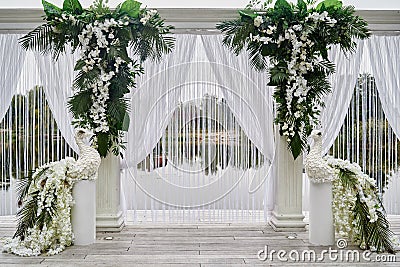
[14,190,39,240]
[13,166,51,240]
[67,90,93,117]
[19,24,54,57]
[63,0,83,14]
[96,132,110,157]
[274,0,292,11]
[42,0,62,17]
[316,0,342,10]
[120,0,142,18]
[217,0,370,159]
[20,0,174,157]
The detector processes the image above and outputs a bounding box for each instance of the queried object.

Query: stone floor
[1,215,400,266]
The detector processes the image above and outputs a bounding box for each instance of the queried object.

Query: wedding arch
[0,0,400,257]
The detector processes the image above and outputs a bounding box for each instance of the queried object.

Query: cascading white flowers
[72,10,158,134]
[20,0,174,157]
[251,11,337,142]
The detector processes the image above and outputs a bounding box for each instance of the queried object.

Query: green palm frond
[67,89,93,118]
[16,171,34,204]
[13,190,39,240]
[247,41,269,72]
[108,98,130,131]
[73,68,100,90]
[354,198,397,253]
[217,19,268,71]
[131,16,175,62]
[217,19,251,54]
[19,24,54,56]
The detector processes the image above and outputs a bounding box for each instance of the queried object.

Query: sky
[0,0,399,9]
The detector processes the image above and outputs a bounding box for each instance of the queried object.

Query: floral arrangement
[3,159,76,256]
[20,0,174,157]
[217,0,370,158]
[326,156,399,253]
[2,129,101,256]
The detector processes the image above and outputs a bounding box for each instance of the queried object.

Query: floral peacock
[3,129,101,256]
[306,130,399,253]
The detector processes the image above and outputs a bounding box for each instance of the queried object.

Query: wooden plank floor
[1,215,400,266]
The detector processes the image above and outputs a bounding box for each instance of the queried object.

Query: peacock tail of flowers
[2,158,76,256]
[327,156,400,253]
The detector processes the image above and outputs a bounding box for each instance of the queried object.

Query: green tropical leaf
[19,24,53,55]
[274,0,292,11]
[317,0,343,11]
[63,0,83,14]
[239,9,257,19]
[261,43,277,57]
[122,112,130,131]
[14,190,39,239]
[96,132,110,157]
[289,133,303,159]
[297,0,307,11]
[74,59,86,71]
[120,0,142,18]
[42,0,62,16]
[269,66,288,85]
[67,89,92,117]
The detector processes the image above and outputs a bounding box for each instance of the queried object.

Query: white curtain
[126,35,275,168]
[34,47,79,153]
[126,35,198,166]
[321,41,365,155]
[367,36,400,140]
[0,34,26,122]
[200,35,275,195]
[200,35,275,162]
[123,34,275,216]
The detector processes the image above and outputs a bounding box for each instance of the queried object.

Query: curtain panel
[0,34,26,122]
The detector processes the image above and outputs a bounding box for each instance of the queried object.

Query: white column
[96,153,124,232]
[269,132,306,231]
[72,180,96,245]
[309,181,334,245]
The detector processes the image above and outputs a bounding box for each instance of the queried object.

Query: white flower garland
[2,158,76,256]
[65,10,158,134]
[251,11,336,142]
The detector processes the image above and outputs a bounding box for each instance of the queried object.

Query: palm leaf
[13,190,39,239]
[130,16,175,62]
[19,24,54,55]
[67,89,93,117]
[16,171,33,204]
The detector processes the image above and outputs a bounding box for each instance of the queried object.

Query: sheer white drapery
[0,34,26,122]
[126,35,274,168]
[200,35,275,163]
[126,35,197,166]
[34,47,79,153]
[321,41,365,155]
[123,34,275,218]
[367,36,400,140]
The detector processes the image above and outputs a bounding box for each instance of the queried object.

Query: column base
[96,211,125,232]
[269,211,306,232]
